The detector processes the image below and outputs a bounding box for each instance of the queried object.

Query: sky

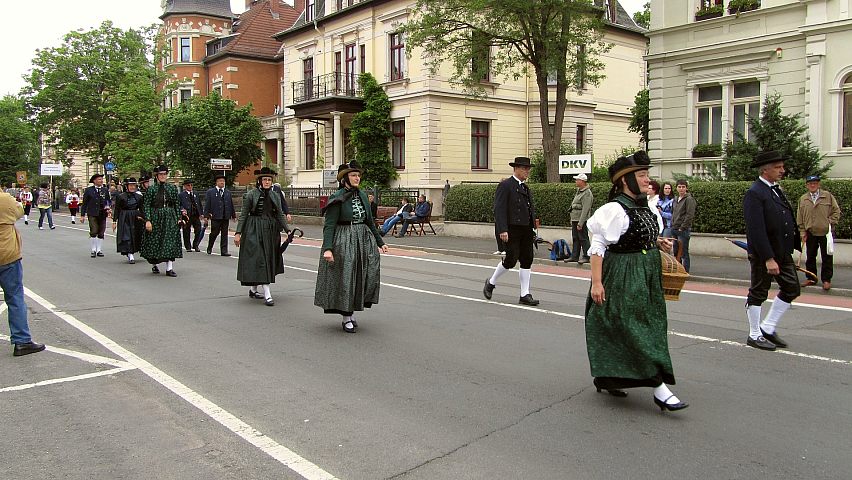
[2,0,646,97]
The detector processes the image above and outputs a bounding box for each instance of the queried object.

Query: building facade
[647,0,852,178]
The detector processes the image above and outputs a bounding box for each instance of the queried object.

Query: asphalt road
[2,216,851,479]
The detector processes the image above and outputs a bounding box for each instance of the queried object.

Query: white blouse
[586,200,664,258]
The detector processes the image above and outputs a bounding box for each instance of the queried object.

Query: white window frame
[840,73,852,150]
[731,80,761,144]
[179,88,193,103]
[179,36,191,62]
[695,85,723,146]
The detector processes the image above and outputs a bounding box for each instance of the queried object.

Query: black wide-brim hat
[182,179,194,185]
[336,161,362,181]
[255,166,277,180]
[213,173,227,181]
[751,150,787,168]
[609,150,651,184]
[509,156,532,168]
[139,175,151,183]
[153,164,169,174]
[89,173,104,183]
[124,177,137,184]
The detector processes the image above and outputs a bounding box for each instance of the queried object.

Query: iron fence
[291,73,362,104]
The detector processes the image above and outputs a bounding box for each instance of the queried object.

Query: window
[576,124,586,153]
[336,0,343,10]
[575,45,587,90]
[180,37,191,62]
[389,33,405,81]
[391,120,405,169]
[179,89,192,103]
[345,43,357,93]
[334,51,342,91]
[360,44,366,74]
[304,132,316,170]
[212,84,222,95]
[732,81,760,143]
[167,38,174,64]
[303,58,314,100]
[306,0,315,22]
[696,85,722,145]
[471,121,490,169]
[843,75,852,148]
[471,32,490,82]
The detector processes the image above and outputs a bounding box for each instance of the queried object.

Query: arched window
[843,75,852,148]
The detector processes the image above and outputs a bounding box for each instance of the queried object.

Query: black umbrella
[724,237,817,281]
[279,228,304,255]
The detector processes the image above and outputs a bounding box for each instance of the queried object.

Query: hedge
[445,180,852,239]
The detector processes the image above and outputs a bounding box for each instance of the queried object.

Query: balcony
[289,73,365,119]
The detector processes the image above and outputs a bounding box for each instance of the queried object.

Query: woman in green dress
[234,167,288,306]
[141,165,183,277]
[585,151,688,412]
[314,161,388,333]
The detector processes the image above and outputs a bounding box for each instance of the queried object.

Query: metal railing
[291,73,362,104]
[281,186,421,216]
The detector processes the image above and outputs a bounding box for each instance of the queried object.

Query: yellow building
[264,0,647,210]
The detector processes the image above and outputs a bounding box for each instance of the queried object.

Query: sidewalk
[291,221,852,298]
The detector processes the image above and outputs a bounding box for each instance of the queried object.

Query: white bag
[826,226,835,255]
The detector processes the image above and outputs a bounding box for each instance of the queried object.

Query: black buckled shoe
[264,298,274,306]
[519,294,540,306]
[342,321,356,333]
[747,336,776,351]
[13,342,46,357]
[483,280,495,300]
[654,395,689,412]
[96,251,104,257]
[760,328,788,349]
[152,266,160,274]
[91,251,96,258]
[165,270,177,277]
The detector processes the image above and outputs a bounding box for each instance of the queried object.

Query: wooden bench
[406,201,437,236]
[375,206,403,235]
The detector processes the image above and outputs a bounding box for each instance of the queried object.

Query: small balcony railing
[292,73,362,104]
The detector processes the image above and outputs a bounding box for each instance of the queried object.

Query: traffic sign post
[210,158,233,170]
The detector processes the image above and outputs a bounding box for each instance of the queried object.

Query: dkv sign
[557,154,592,175]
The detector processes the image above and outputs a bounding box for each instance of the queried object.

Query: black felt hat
[139,175,151,183]
[336,161,362,181]
[182,179,194,185]
[153,164,169,174]
[751,150,787,168]
[609,150,651,184]
[255,166,277,179]
[509,157,532,168]
[89,173,104,183]
[213,173,227,181]
[124,177,137,184]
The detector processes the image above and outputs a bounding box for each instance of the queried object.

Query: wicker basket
[661,251,689,301]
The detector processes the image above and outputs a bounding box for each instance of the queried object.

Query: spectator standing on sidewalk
[743,150,801,352]
[670,179,696,272]
[567,173,593,263]
[797,175,841,291]
[658,183,675,237]
[0,190,45,356]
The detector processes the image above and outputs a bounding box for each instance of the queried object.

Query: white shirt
[586,198,664,258]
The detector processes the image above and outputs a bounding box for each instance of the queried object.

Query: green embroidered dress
[584,194,675,390]
[141,181,183,264]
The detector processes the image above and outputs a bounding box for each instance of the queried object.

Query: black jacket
[203,187,235,220]
[178,189,203,218]
[80,185,111,217]
[744,179,801,262]
[494,177,535,233]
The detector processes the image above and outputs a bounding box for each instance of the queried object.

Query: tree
[0,95,40,186]
[403,0,610,183]
[104,69,164,177]
[722,93,833,180]
[628,88,649,149]
[158,92,263,185]
[632,2,651,29]
[23,21,163,172]
[349,73,397,187]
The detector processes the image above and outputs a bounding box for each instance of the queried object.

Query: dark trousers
[570,221,590,260]
[207,219,230,253]
[501,224,535,269]
[88,214,107,238]
[805,233,833,282]
[182,216,203,249]
[747,253,801,306]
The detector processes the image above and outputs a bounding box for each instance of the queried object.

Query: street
[2,216,851,480]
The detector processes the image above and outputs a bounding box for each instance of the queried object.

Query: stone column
[332,111,343,167]
[293,119,302,176]
[276,138,284,176]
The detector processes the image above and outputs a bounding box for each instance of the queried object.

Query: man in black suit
[178,179,204,252]
[743,150,801,351]
[203,173,236,256]
[80,173,112,258]
[483,156,539,306]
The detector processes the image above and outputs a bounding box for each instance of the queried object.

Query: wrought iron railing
[291,73,362,104]
[281,186,421,216]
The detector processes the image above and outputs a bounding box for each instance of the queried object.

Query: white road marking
[0,332,132,368]
[21,287,338,480]
[0,366,136,393]
[284,264,852,367]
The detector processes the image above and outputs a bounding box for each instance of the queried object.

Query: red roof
[210,0,301,61]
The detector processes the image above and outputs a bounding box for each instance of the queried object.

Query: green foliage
[696,4,724,16]
[0,95,40,186]
[23,21,162,170]
[402,0,611,183]
[628,89,649,148]
[445,179,852,238]
[692,143,722,158]
[632,2,651,29]
[158,92,263,186]
[728,0,760,14]
[722,93,832,180]
[349,73,397,188]
[104,70,163,177]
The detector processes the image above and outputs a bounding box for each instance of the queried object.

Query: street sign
[557,154,593,175]
[16,171,27,186]
[323,169,338,187]
[210,158,233,170]
[105,161,116,172]
[40,164,63,176]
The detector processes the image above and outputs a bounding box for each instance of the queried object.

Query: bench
[405,201,436,236]
[375,206,403,235]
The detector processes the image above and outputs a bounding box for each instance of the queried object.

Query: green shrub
[692,143,722,158]
[446,179,852,238]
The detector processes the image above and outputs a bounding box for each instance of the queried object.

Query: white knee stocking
[90,238,97,252]
[166,260,174,271]
[262,284,272,300]
[519,268,532,297]
[747,305,762,339]
[761,298,791,335]
[489,262,509,286]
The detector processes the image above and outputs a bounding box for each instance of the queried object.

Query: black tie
[771,185,790,207]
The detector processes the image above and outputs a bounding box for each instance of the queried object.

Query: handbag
[827,225,835,255]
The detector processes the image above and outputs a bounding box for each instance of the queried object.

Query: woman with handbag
[234,167,288,306]
[314,161,388,333]
[584,151,688,412]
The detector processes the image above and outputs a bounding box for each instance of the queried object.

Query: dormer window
[306,0,315,22]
